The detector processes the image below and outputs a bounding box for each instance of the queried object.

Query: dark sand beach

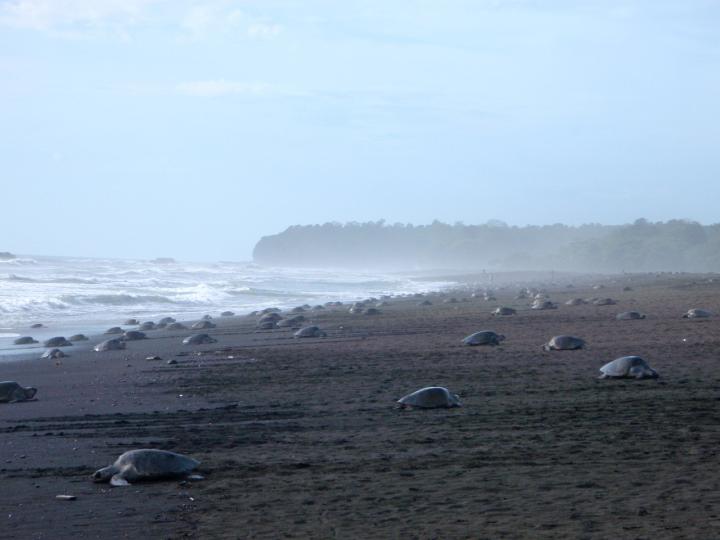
[3,274,720,539]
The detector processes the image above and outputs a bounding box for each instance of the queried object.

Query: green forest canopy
[253,219,720,272]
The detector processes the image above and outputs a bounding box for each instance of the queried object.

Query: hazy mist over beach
[2,1,719,262]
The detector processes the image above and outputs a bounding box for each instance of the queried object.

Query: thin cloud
[247,22,283,39]
[176,80,283,97]
[0,0,157,31]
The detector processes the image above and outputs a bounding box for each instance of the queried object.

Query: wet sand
[3,274,720,539]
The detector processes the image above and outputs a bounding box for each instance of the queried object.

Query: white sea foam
[0,255,454,330]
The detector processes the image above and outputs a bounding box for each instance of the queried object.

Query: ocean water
[0,255,453,346]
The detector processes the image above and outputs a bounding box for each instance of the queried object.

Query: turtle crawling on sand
[191,320,216,330]
[599,356,658,379]
[532,300,557,310]
[43,337,72,347]
[139,322,156,331]
[124,319,140,326]
[92,449,201,487]
[616,311,645,320]
[105,327,123,335]
[543,335,586,351]
[68,334,88,342]
[122,330,147,341]
[220,311,234,317]
[158,317,176,325]
[294,326,327,338]
[94,339,126,352]
[0,381,37,403]
[258,313,282,324]
[13,336,37,345]
[257,321,277,330]
[41,348,66,359]
[182,334,217,345]
[462,331,505,346]
[682,308,713,319]
[166,322,188,330]
[277,315,306,328]
[492,307,516,316]
[565,298,587,306]
[397,387,461,409]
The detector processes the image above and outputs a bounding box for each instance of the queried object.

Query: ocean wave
[58,294,178,306]
[4,274,99,285]
[226,287,311,298]
[0,258,37,265]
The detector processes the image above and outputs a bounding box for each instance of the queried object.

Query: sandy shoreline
[3,273,720,538]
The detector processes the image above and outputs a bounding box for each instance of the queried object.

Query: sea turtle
[623,286,633,292]
[543,335,586,351]
[532,300,557,310]
[139,322,156,331]
[166,322,187,330]
[363,308,381,316]
[418,300,433,306]
[191,320,216,330]
[0,381,37,403]
[13,336,37,345]
[682,309,713,319]
[122,330,147,341]
[158,317,176,325]
[220,311,235,317]
[257,321,277,330]
[105,327,123,335]
[182,334,217,345]
[258,313,282,323]
[43,337,72,347]
[92,449,200,487]
[94,339,126,352]
[30,323,44,329]
[462,331,505,346]
[599,356,658,379]
[68,334,89,341]
[41,348,66,359]
[201,315,213,321]
[124,319,140,326]
[294,326,327,338]
[291,307,306,314]
[349,303,365,314]
[312,305,325,311]
[565,298,587,306]
[493,306,516,316]
[443,298,459,304]
[593,298,617,306]
[260,307,281,314]
[616,311,646,320]
[277,315,306,328]
[397,387,461,409]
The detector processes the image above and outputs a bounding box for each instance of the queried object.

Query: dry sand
[3,274,720,539]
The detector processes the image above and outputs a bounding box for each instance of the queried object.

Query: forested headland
[253,219,720,272]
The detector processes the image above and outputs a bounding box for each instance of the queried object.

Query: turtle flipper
[110,475,130,487]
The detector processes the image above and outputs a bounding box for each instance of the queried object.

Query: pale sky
[1,0,719,261]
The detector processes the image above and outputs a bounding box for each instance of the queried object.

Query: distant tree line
[252,219,720,272]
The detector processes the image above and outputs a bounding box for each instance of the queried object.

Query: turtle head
[92,466,116,483]
[24,387,37,400]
